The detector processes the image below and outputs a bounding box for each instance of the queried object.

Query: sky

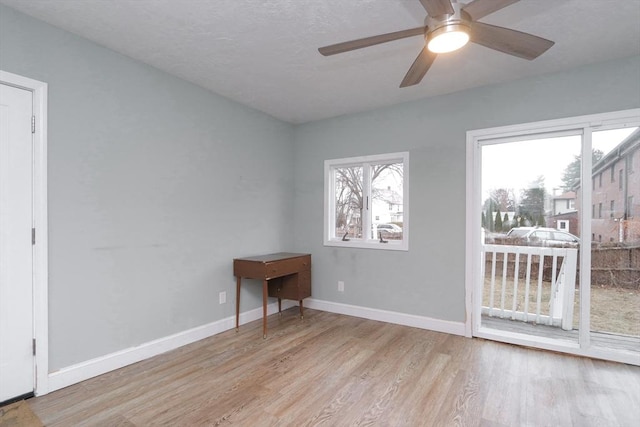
[481,127,637,203]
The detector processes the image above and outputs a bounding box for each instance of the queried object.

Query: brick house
[579,129,640,243]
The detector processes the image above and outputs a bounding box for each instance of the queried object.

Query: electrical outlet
[219,291,226,304]
[338,281,344,292]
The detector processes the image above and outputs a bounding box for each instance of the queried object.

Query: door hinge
[33,339,36,356]
[32,228,36,245]
[32,116,36,134]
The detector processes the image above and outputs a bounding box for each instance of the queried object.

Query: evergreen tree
[560,149,604,191]
[518,176,546,223]
[502,213,510,231]
[481,212,486,229]
[494,208,503,231]
[483,197,497,232]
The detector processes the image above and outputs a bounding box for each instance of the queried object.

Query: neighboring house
[576,129,640,243]
[547,191,578,235]
[372,186,403,225]
[550,191,576,215]
[546,211,579,236]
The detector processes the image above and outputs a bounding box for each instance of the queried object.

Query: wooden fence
[490,239,639,290]
[590,245,640,289]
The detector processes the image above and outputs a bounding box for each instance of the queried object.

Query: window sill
[324,239,408,251]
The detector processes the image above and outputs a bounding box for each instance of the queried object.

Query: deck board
[482,315,640,353]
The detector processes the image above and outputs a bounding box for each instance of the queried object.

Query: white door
[0,83,35,402]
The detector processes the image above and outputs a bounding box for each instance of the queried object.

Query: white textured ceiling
[2,0,639,123]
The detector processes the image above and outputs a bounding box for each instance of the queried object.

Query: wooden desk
[233,252,311,338]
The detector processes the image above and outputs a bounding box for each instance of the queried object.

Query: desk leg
[262,280,268,339]
[278,298,282,315]
[299,300,304,319]
[235,277,241,332]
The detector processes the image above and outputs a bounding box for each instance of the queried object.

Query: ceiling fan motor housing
[425,1,470,46]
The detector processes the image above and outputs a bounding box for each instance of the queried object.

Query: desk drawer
[264,255,310,279]
[268,270,311,301]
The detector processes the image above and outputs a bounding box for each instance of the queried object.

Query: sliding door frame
[465,108,640,365]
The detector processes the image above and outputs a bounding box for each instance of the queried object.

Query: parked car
[377,223,402,235]
[506,227,580,247]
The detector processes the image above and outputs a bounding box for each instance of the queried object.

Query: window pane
[370,162,403,240]
[334,166,363,239]
[480,134,581,342]
[325,152,408,250]
[590,127,640,341]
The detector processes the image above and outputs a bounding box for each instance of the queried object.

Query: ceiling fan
[318,0,554,88]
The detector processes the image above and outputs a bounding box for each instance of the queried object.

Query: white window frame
[324,152,409,251]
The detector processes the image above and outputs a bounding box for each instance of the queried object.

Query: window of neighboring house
[592,204,595,218]
[610,200,615,218]
[324,152,409,250]
[599,173,602,188]
[569,199,575,210]
[611,165,615,182]
[619,169,624,189]
[598,202,602,218]
[628,196,634,218]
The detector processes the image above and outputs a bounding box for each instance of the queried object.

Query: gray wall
[1,5,295,371]
[2,3,639,374]
[292,56,640,322]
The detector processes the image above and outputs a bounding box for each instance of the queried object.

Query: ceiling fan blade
[400,47,437,88]
[462,0,519,21]
[419,0,454,17]
[318,26,425,56]
[469,21,554,60]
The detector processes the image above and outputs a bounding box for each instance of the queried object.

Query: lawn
[588,286,640,336]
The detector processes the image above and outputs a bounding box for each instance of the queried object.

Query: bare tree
[489,188,516,212]
[334,164,403,235]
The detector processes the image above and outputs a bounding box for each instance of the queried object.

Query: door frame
[464,108,640,365]
[0,70,48,395]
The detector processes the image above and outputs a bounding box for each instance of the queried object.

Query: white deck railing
[481,244,578,331]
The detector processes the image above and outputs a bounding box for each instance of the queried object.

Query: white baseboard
[47,300,296,393]
[46,298,464,393]
[304,298,466,336]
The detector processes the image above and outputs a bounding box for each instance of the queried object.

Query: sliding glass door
[588,128,640,351]
[479,133,582,344]
[467,109,640,364]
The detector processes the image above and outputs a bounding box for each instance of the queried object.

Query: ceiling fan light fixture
[427,23,469,53]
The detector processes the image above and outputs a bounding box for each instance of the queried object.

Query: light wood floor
[28,308,640,426]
